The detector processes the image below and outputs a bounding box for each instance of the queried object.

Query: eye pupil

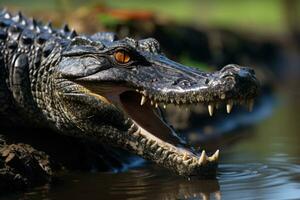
[114,50,130,64]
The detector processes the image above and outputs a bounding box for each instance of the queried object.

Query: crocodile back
[0,10,75,127]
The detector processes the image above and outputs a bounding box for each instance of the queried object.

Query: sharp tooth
[147,139,153,146]
[198,150,207,165]
[140,138,146,145]
[156,147,163,155]
[173,156,178,162]
[140,96,147,106]
[201,193,209,200]
[151,100,154,105]
[151,142,158,149]
[208,104,214,116]
[209,149,220,161]
[248,99,254,112]
[226,100,233,113]
[220,93,226,99]
[163,104,166,109]
[177,157,182,163]
[215,191,221,200]
[155,103,158,108]
[183,152,188,160]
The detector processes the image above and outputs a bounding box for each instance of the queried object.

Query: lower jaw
[126,121,219,178]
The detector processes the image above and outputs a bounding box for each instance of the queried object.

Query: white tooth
[151,100,154,105]
[135,89,139,92]
[248,99,254,112]
[151,142,158,149]
[208,104,214,116]
[140,96,147,106]
[155,103,158,108]
[226,100,233,114]
[209,149,220,161]
[215,191,222,200]
[201,193,209,200]
[163,104,166,109]
[220,93,226,99]
[177,157,182,163]
[198,150,207,165]
[183,152,188,160]
[173,156,178,162]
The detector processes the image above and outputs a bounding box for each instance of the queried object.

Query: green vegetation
[1,0,296,34]
[105,0,288,34]
[97,13,120,28]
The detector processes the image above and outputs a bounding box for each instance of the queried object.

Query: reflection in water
[14,168,220,200]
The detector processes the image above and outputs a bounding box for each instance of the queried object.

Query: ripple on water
[218,154,300,195]
[4,154,300,200]
[108,168,220,200]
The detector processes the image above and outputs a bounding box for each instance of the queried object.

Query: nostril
[224,75,235,81]
[248,68,255,75]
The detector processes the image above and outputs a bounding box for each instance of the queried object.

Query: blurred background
[1,0,300,199]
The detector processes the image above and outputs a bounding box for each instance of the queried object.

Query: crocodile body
[0,10,259,190]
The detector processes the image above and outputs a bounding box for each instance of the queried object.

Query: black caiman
[0,10,259,182]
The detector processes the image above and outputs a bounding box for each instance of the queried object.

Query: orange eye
[114,50,131,64]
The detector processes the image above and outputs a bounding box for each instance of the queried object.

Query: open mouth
[78,81,256,177]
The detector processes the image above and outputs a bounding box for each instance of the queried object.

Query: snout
[220,64,255,79]
[219,64,259,99]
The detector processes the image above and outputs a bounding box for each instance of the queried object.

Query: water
[1,85,300,200]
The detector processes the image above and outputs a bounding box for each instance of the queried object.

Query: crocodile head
[54,33,259,177]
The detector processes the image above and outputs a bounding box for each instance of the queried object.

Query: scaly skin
[0,10,259,178]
